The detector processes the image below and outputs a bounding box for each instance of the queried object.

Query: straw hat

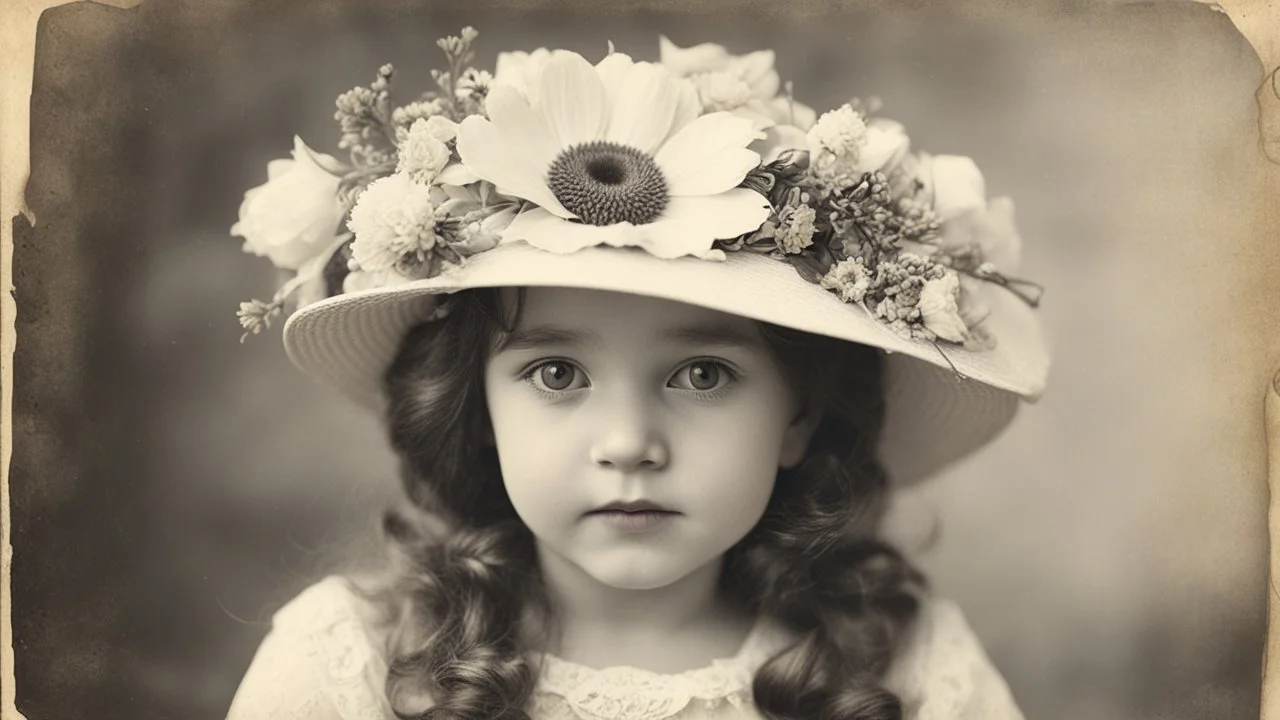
[233,30,1049,485]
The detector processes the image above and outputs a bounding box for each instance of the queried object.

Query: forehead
[508,286,762,337]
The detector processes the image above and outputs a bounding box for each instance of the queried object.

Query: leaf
[739,169,776,195]
[789,253,827,285]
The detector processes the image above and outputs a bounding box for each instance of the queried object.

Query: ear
[778,396,824,470]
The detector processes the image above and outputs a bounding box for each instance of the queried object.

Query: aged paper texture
[1,0,1278,718]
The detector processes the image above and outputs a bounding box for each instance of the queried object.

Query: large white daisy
[456,50,770,260]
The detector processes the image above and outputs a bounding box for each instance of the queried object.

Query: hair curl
[364,288,927,720]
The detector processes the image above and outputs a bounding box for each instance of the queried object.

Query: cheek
[486,393,581,527]
[677,413,792,518]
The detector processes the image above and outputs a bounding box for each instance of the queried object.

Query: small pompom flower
[808,104,868,158]
[807,104,870,191]
[776,204,816,254]
[397,120,453,185]
[773,188,818,254]
[820,257,872,303]
[348,173,441,273]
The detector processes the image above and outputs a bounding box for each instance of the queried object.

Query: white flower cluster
[348,173,442,274]
[656,36,817,165]
[807,104,870,191]
[397,117,458,185]
[820,257,871,304]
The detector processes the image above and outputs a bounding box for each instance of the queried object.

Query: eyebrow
[499,326,601,353]
[497,322,764,353]
[662,323,764,350]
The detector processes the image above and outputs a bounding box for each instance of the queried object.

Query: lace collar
[534,618,789,720]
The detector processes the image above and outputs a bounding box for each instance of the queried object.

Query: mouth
[589,500,678,515]
[586,500,680,532]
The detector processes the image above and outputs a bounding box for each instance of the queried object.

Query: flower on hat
[232,27,1041,353]
[805,107,913,196]
[348,173,443,274]
[807,104,869,190]
[232,136,349,270]
[918,154,1021,271]
[493,48,555,103]
[658,35,780,104]
[820,257,872,304]
[456,50,770,260]
[691,72,756,113]
[917,272,968,343]
[657,36,817,164]
[397,119,453,185]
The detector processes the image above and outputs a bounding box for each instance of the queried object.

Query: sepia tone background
[8,0,1277,718]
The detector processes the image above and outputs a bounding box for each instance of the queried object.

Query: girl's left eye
[669,361,733,393]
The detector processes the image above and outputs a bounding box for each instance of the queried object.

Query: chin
[581,556,694,591]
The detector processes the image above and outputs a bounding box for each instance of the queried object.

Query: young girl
[225,29,1047,720]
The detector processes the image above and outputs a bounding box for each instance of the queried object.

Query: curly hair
[364,288,928,720]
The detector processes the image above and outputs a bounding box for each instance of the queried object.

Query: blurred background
[10,0,1277,718]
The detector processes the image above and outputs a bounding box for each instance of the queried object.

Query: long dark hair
[365,288,927,719]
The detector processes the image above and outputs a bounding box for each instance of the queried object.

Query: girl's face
[484,287,819,591]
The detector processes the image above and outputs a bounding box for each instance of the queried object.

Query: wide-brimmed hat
[233,29,1049,485]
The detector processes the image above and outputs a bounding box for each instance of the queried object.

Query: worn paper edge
[0,0,1275,718]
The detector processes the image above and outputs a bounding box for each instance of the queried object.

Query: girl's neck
[536,547,756,673]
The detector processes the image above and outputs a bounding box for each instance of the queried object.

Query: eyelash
[519,359,738,401]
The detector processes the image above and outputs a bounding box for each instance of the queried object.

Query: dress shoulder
[884,596,1027,720]
[225,577,394,720]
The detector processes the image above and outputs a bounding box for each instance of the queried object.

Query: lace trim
[266,579,1024,720]
[534,621,783,720]
[276,578,393,720]
[882,599,1026,720]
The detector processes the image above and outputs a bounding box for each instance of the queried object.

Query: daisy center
[547,141,669,226]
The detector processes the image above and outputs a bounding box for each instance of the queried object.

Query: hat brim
[283,242,1048,484]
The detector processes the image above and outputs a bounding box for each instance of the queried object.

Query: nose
[588,395,670,472]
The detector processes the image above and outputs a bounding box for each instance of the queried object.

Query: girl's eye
[670,361,731,393]
[527,361,585,392]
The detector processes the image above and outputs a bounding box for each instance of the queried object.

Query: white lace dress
[225,577,1025,720]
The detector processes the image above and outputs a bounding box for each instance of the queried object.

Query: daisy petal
[640,190,771,258]
[436,162,480,186]
[503,207,642,254]
[604,62,682,154]
[754,124,809,164]
[537,51,608,149]
[457,88,574,218]
[664,78,702,144]
[654,112,763,196]
[595,51,634,112]
[731,102,777,131]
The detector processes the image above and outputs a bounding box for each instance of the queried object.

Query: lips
[590,500,676,514]
[587,500,680,532]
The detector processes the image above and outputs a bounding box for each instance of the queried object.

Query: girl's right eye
[524,361,588,394]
